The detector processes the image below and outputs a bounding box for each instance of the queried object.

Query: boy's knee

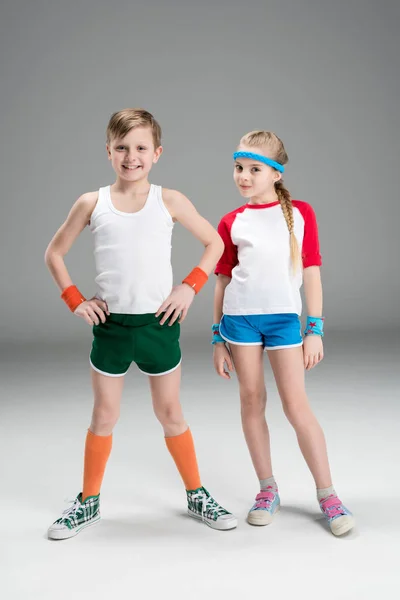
[154,404,184,428]
[91,405,119,432]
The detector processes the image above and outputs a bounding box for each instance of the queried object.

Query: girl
[45,108,237,539]
[212,131,354,536]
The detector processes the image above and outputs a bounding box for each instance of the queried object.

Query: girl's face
[233,145,281,200]
[107,126,162,182]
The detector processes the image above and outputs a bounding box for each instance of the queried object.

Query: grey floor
[1,332,399,600]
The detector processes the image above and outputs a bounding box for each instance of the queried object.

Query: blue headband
[233,151,285,173]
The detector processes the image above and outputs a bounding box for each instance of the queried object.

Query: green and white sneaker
[48,493,101,540]
[187,486,237,530]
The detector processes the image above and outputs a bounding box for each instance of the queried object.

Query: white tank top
[89,184,174,314]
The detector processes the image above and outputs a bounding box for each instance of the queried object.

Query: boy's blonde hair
[106,108,162,148]
[239,130,301,272]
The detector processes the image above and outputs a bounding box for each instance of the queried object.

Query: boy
[45,108,237,539]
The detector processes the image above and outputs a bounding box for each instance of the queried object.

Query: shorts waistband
[107,313,159,327]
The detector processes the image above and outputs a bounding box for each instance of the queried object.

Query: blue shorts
[220,314,303,350]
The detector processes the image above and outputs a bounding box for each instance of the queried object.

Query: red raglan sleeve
[215,214,238,277]
[299,202,322,268]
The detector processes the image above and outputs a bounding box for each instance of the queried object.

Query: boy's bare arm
[45,191,109,325]
[155,189,224,326]
[162,189,224,274]
[44,192,98,291]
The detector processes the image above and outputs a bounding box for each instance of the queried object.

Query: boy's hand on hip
[156,284,196,325]
[74,297,109,326]
[303,335,324,370]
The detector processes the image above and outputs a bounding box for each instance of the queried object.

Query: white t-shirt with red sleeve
[215,200,322,317]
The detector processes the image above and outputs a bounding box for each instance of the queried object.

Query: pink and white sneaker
[319,494,355,536]
[247,486,280,526]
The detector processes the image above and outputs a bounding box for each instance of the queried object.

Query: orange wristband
[182,267,208,294]
[61,285,86,313]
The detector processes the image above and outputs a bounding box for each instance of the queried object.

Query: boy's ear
[153,145,163,163]
[106,144,111,160]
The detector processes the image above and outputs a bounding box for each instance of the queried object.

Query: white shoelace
[60,498,81,521]
[190,491,227,521]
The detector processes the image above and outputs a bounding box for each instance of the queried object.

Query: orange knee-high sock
[82,430,112,501]
[165,428,202,491]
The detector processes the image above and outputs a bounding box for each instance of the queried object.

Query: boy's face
[233,144,281,199]
[107,126,162,182]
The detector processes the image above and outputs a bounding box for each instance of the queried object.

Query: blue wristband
[211,323,225,345]
[304,316,324,337]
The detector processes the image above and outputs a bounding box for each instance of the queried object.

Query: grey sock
[259,476,278,491]
[317,485,336,502]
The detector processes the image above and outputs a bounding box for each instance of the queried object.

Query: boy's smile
[107,126,162,182]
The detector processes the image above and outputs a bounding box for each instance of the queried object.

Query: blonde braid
[275,181,301,272]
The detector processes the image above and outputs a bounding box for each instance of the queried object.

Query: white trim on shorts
[89,358,129,377]
[264,341,304,351]
[138,357,182,377]
[219,330,263,346]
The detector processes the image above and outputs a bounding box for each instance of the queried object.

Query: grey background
[1,0,399,343]
[1,2,400,599]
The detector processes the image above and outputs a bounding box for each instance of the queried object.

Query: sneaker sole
[247,503,280,526]
[48,515,101,540]
[187,509,237,530]
[331,516,355,536]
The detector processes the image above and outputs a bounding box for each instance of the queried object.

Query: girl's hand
[213,343,234,379]
[303,335,324,370]
[156,284,196,326]
[74,297,110,326]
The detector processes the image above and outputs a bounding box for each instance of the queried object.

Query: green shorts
[90,313,181,377]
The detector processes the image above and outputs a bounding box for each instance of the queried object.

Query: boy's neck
[112,177,151,195]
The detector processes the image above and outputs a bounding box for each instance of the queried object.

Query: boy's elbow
[214,232,224,259]
[44,244,59,267]
[44,245,52,266]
